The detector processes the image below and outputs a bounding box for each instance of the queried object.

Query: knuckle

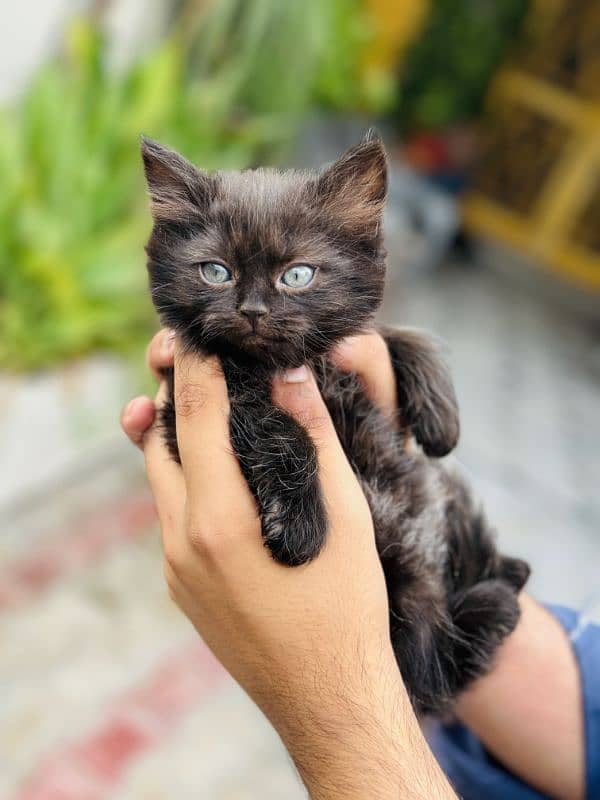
[175,381,208,419]
[295,410,330,437]
[202,355,224,380]
[307,412,330,435]
[186,521,231,563]
[163,540,185,574]
[186,524,214,557]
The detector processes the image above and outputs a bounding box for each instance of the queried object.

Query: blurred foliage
[0,20,277,371]
[1,0,381,373]
[0,0,534,372]
[186,0,388,114]
[396,0,530,131]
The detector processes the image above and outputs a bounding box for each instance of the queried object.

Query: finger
[173,346,257,527]
[143,387,186,534]
[331,332,397,420]
[146,328,176,381]
[120,396,156,449]
[271,366,358,498]
[272,369,376,559]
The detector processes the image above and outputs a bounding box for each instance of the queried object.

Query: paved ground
[2,258,599,798]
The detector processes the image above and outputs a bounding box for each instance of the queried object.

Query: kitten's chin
[237,339,308,368]
[181,331,327,368]
[218,334,321,369]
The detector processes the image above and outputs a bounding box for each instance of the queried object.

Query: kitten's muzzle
[239,300,269,333]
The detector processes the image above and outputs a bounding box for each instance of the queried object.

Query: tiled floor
[2,258,599,798]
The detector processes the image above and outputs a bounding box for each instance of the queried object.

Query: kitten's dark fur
[141,133,530,714]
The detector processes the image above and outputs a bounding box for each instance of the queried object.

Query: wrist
[268,642,455,799]
[282,663,406,799]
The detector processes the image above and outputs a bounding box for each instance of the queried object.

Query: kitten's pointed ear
[141,136,213,223]
[315,131,387,234]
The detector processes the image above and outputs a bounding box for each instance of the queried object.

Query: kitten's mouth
[232,331,295,363]
[240,332,285,345]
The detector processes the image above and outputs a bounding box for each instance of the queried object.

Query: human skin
[455,592,584,800]
[121,329,584,800]
[122,330,455,799]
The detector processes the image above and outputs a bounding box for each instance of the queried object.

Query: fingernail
[162,330,175,357]
[281,365,309,383]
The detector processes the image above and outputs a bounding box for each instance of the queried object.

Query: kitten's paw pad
[261,494,327,566]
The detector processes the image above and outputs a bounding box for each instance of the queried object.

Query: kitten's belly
[315,357,449,580]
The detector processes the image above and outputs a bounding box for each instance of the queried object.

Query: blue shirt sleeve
[428,605,600,800]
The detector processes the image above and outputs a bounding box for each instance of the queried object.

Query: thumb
[272,365,336,443]
[271,365,356,492]
[272,366,375,557]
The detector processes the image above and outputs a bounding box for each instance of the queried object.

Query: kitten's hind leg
[448,578,521,696]
[443,479,529,697]
[499,555,531,592]
[229,402,327,566]
[379,326,459,457]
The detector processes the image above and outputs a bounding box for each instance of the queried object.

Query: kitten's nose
[240,299,268,330]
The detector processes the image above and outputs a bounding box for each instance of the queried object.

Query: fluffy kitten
[141,133,529,714]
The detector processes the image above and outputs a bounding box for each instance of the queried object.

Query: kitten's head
[142,133,387,367]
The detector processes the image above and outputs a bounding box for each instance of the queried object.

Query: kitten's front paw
[228,398,328,567]
[261,481,328,566]
[381,326,459,457]
[158,366,181,462]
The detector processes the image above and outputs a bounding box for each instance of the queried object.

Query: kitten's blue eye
[200,262,232,285]
[281,264,315,288]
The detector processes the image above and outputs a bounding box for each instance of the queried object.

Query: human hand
[121,330,454,799]
[122,328,400,446]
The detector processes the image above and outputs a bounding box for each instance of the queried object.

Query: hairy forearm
[455,593,584,800]
[274,651,457,800]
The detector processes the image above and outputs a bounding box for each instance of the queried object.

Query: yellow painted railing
[464,3,600,292]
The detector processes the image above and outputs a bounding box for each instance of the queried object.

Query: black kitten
[141,133,529,714]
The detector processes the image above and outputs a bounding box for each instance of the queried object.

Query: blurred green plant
[185,0,386,115]
[1,0,381,373]
[396,0,530,131]
[0,17,286,372]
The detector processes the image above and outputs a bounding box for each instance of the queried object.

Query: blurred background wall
[1,1,599,797]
